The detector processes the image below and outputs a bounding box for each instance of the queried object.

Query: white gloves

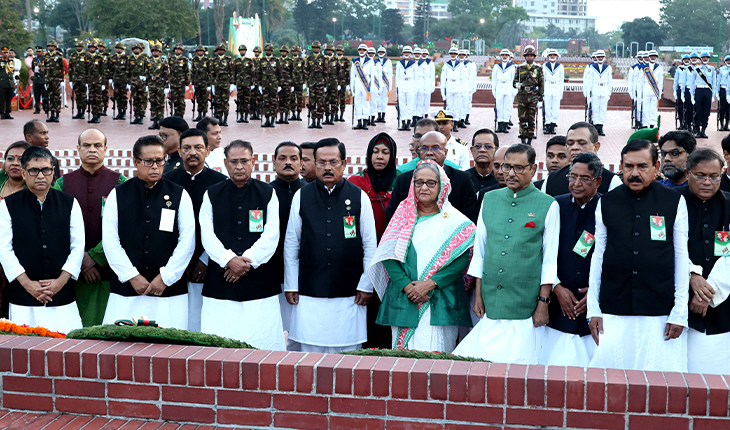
[324,87,327,93]
[206,86,211,91]
[290,87,294,93]
[230,84,236,91]
[250,85,255,90]
[258,86,263,94]
[101,85,105,91]
[69,82,73,89]
[515,83,522,90]
[164,88,170,95]
[277,86,282,92]
[145,86,148,92]
[108,79,113,85]
[337,85,341,91]
[346,85,350,92]
[139,76,146,82]
[191,85,195,92]
[126,84,131,91]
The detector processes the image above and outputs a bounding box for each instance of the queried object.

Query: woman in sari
[368,160,475,352]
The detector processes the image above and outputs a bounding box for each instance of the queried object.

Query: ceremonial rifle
[541,102,546,134]
[71,86,75,118]
[395,87,401,127]
[167,87,173,117]
[493,106,497,131]
[129,87,134,124]
[191,85,196,121]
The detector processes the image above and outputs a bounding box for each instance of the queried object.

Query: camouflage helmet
[523,45,537,56]
[238,44,247,51]
[311,40,321,48]
[215,43,226,52]
[195,45,206,52]
[174,43,184,51]
[47,40,58,48]
[280,45,289,52]
[87,39,97,47]
[151,43,162,52]
[264,43,274,51]
[324,44,334,51]
[75,40,84,47]
[336,45,344,51]
[114,42,125,49]
[253,46,261,53]
[291,45,300,52]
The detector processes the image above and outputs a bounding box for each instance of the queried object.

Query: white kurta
[199,188,285,350]
[539,326,595,367]
[101,185,196,330]
[205,147,229,177]
[284,186,377,348]
[453,199,560,364]
[587,197,689,372]
[0,196,85,333]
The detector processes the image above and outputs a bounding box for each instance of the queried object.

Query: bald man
[53,129,127,326]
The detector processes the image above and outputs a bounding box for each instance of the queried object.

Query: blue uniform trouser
[694,87,712,128]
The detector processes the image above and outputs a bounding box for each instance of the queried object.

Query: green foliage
[660,0,728,48]
[380,8,404,42]
[86,0,197,40]
[620,16,664,50]
[413,0,431,45]
[0,0,33,48]
[19,61,29,87]
[67,324,256,349]
[341,348,488,362]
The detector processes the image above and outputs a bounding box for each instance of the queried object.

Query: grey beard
[661,163,685,181]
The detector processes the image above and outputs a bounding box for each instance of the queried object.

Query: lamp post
[333,17,337,44]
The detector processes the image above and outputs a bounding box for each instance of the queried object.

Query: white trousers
[398,88,415,120]
[539,326,595,367]
[460,93,471,119]
[544,94,561,124]
[201,295,285,351]
[369,89,379,117]
[377,88,389,113]
[297,343,361,353]
[446,92,463,121]
[10,302,82,334]
[354,90,369,120]
[187,282,203,332]
[687,328,730,375]
[641,93,659,126]
[415,90,426,117]
[495,93,512,122]
[592,95,609,125]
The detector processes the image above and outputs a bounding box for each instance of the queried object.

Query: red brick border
[0,335,728,429]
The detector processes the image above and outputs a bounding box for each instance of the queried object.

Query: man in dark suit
[385,131,479,223]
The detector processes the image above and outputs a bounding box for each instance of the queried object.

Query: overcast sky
[587,0,662,33]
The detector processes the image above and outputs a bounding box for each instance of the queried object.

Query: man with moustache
[102,136,195,329]
[300,142,317,182]
[658,131,695,188]
[197,117,226,176]
[465,129,499,194]
[534,136,570,190]
[164,129,227,331]
[159,116,189,173]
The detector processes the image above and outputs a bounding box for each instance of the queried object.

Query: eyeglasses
[26,167,54,176]
[418,146,444,154]
[136,158,165,167]
[473,144,495,151]
[566,174,596,184]
[414,180,438,189]
[315,159,342,168]
[227,158,252,167]
[689,171,722,184]
[660,149,686,159]
[500,163,532,174]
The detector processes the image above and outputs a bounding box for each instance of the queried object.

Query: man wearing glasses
[396,118,459,174]
[679,149,730,374]
[102,136,195,329]
[658,130,696,188]
[284,138,377,352]
[454,144,559,364]
[539,152,602,367]
[198,140,285,350]
[588,139,689,372]
[0,146,84,333]
[466,128,500,194]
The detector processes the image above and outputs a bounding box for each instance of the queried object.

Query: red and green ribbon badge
[114,317,159,327]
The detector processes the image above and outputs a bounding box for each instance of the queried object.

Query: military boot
[520,137,527,144]
[276,113,286,124]
[398,120,406,131]
[465,114,471,125]
[354,119,364,130]
[370,116,376,127]
[526,137,532,145]
[315,118,322,129]
[452,121,459,132]
[193,112,202,121]
[73,109,85,119]
[221,114,229,127]
[597,124,605,136]
[405,120,411,131]
[701,126,708,139]
[88,113,100,124]
[148,119,160,130]
[101,107,107,116]
[339,112,346,122]
[34,107,41,114]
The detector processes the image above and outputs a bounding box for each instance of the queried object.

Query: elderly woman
[0,141,29,200]
[368,160,475,352]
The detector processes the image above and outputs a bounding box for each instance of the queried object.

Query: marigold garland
[0,319,66,338]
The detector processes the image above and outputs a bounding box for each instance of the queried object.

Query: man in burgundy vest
[53,129,126,326]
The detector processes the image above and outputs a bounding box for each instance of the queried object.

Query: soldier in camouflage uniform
[69,41,90,119]
[250,46,263,120]
[335,45,350,122]
[513,45,543,145]
[191,45,209,121]
[256,43,280,128]
[322,44,338,125]
[31,46,48,115]
[96,42,110,116]
[129,43,151,125]
[168,43,189,117]
[233,44,254,123]
[210,44,233,126]
[290,45,304,121]
[305,40,328,129]
[109,42,129,120]
[276,45,294,124]
[147,43,170,130]
[85,40,105,124]
[43,40,65,123]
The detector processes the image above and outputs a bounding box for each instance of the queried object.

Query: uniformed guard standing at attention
[367,46,381,128]
[375,46,390,123]
[109,42,129,120]
[717,55,730,131]
[690,51,714,139]
[233,44,253,123]
[96,42,111,116]
[69,41,89,119]
[43,41,65,123]
[147,43,170,130]
[31,46,48,115]
[323,44,339,126]
[168,43,190,118]
[255,43,280,128]
[191,46,209,121]
[336,45,351,122]
[673,55,689,130]
[305,40,328,129]
[492,49,515,133]
[129,43,151,125]
[542,48,564,135]
[350,44,372,130]
[513,45,543,145]
[250,46,263,120]
[586,50,612,136]
[0,47,14,120]
[277,45,294,125]
[290,45,305,121]
[85,40,105,124]
[640,49,663,129]
[210,44,234,126]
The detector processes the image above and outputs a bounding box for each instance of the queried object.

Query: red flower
[525,221,536,228]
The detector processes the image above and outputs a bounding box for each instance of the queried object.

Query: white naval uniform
[415,59,428,117]
[0,197,85,334]
[369,57,382,118]
[587,63,612,125]
[425,58,436,116]
[491,62,515,123]
[350,56,373,121]
[284,187,377,352]
[396,58,417,120]
[463,60,477,119]
[630,63,644,119]
[441,59,466,121]
[453,202,561,364]
[199,189,285,351]
[542,61,564,125]
[378,57,392,114]
[205,147,229,177]
[640,63,663,127]
[446,135,471,170]
[587,197,689,372]
[101,187,196,330]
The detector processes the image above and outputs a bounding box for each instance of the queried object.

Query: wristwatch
[537,296,551,305]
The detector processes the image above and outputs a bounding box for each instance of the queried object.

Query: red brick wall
[1,335,729,429]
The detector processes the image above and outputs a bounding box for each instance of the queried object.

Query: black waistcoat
[465,167,498,194]
[299,179,363,298]
[111,178,187,297]
[5,188,76,307]
[600,183,681,316]
[549,193,601,336]
[165,167,227,264]
[202,179,279,302]
[545,165,615,197]
[720,174,730,193]
[270,177,304,283]
[682,188,730,334]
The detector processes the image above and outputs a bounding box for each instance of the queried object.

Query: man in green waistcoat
[454,143,560,364]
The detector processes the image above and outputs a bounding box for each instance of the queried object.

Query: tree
[86,0,197,40]
[603,30,623,46]
[447,0,508,18]
[380,8,403,42]
[661,0,728,47]
[544,23,565,39]
[413,0,431,44]
[496,20,526,49]
[1,0,33,48]
[492,6,528,45]
[189,0,203,46]
[48,0,90,40]
[292,0,313,44]
[620,17,664,51]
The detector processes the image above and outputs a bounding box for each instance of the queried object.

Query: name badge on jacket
[250,210,264,233]
[572,230,595,258]
[160,208,175,232]
[715,231,730,256]
[344,216,357,239]
[650,215,666,241]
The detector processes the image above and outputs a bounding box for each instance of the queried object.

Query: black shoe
[276,113,286,124]
[701,127,708,139]
[459,119,466,128]
[73,109,85,119]
[221,115,229,127]
[237,113,245,123]
[296,111,302,121]
[261,117,269,127]
[354,119,364,130]
[148,119,159,129]
[308,119,316,128]
[452,122,459,132]
[398,120,406,131]
[370,116,376,127]
[34,108,41,114]
[193,113,202,121]
[597,125,605,136]
[508,120,513,126]
[315,118,322,129]
[100,109,107,116]
[132,116,142,125]
[520,137,527,144]
[465,114,471,125]
[526,138,532,145]
[88,114,100,124]
[243,113,249,123]
[404,120,411,131]
[45,112,54,123]
[4,112,13,120]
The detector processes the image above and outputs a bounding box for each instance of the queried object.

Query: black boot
[452,121,459,132]
[34,107,41,114]
[405,120,411,131]
[73,109,85,119]
[308,118,316,128]
[193,112,202,121]
[459,119,466,128]
[221,114,229,127]
[88,113,100,124]
[526,137,532,145]
[148,119,159,130]
[290,112,298,121]
[370,116,376,127]
[101,108,107,116]
[315,118,322,129]
[46,112,55,123]
[701,126,708,139]
[51,112,59,123]
[130,115,140,125]
[237,112,245,123]
[296,111,302,121]
[276,113,286,124]
[398,120,406,131]
[520,137,527,144]
[118,109,127,120]
[465,115,471,125]
[261,116,269,127]
[693,125,701,138]
[243,113,249,123]
[597,124,605,136]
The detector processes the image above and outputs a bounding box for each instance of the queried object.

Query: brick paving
[0,411,241,430]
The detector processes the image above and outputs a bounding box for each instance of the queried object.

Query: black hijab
[365,132,398,193]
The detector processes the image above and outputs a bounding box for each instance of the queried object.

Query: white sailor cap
[594,50,606,57]
[636,51,644,57]
[547,48,559,56]
[421,49,429,55]
[413,47,422,54]
[402,45,412,53]
[448,47,458,54]
[458,49,467,55]
[648,50,658,56]
[367,47,376,53]
[509,51,514,57]
[499,49,511,56]
[357,44,368,50]
[377,46,386,53]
